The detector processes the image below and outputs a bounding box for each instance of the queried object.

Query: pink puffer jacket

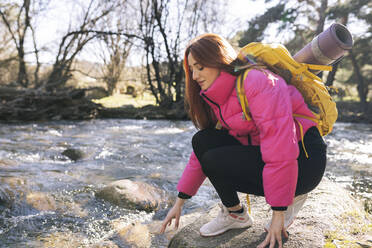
[177,69,317,207]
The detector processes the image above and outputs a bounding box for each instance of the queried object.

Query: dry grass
[93,93,156,108]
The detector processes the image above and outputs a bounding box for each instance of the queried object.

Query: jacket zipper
[201,93,230,129]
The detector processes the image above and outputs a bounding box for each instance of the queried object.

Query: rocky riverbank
[6,177,366,248]
[100,178,371,248]
[93,178,372,247]
[166,178,372,248]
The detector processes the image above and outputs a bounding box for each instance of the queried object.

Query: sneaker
[199,203,253,237]
[265,193,308,231]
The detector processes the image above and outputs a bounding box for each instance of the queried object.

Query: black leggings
[192,127,327,208]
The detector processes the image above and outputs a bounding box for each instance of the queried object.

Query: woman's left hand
[257,210,289,248]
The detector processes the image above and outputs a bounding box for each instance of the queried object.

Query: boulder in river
[26,192,57,211]
[0,186,12,210]
[167,178,372,248]
[117,221,152,248]
[62,148,85,161]
[96,179,172,212]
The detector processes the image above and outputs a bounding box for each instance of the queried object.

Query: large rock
[61,148,85,161]
[0,185,12,210]
[26,192,57,211]
[96,179,172,212]
[117,222,152,248]
[168,178,372,248]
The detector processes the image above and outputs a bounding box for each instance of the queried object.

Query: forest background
[0,0,371,122]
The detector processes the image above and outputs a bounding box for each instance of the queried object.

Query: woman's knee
[200,148,227,176]
[192,129,208,151]
[192,128,223,159]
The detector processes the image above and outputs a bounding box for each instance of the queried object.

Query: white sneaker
[265,193,308,231]
[199,203,253,237]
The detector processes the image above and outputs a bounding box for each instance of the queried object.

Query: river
[0,120,371,247]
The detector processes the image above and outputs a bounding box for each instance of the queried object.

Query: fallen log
[0,87,101,122]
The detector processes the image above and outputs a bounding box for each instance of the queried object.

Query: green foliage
[237,4,285,46]
[235,0,372,114]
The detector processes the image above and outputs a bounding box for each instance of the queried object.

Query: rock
[56,201,88,218]
[36,231,87,248]
[0,185,12,209]
[91,241,119,248]
[148,211,203,241]
[62,148,85,161]
[168,178,372,248]
[26,192,57,211]
[96,179,171,212]
[117,222,151,248]
[0,159,17,167]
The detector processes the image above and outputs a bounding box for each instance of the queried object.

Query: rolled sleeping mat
[293,23,353,67]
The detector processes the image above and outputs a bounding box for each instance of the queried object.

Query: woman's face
[187,53,220,91]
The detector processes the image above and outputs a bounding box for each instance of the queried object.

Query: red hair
[184,34,239,129]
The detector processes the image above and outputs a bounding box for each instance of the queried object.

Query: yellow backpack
[235,42,338,136]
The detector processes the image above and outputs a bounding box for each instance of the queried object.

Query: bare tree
[0,16,18,84]
[0,0,32,87]
[136,0,225,107]
[0,0,51,88]
[94,1,133,95]
[44,0,117,91]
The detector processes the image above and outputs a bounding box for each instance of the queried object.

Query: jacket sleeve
[176,151,206,196]
[244,70,299,207]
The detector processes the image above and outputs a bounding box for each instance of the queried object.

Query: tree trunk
[17,48,29,87]
[349,49,368,112]
[325,61,339,86]
[315,0,328,35]
[325,15,348,86]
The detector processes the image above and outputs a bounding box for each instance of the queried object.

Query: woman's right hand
[159,198,185,233]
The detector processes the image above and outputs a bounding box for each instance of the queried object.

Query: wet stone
[61,148,85,161]
[96,179,171,212]
[91,240,120,248]
[37,231,87,248]
[0,159,17,167]
[26,192,57,211]
[0,185,12,209]
[117,222,151,248]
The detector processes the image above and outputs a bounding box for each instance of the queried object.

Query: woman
[160,33,327,248]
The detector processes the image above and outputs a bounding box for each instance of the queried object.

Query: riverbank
[0,87,370,123]
[99,100,372,123]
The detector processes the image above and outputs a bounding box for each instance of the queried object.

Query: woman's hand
[257,210,289,248]
[159,198,185,234]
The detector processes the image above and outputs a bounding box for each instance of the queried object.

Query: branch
[0,8,19,49]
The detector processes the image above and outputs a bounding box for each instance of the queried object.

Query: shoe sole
[200,222,253,237]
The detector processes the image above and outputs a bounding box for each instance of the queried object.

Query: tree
[328,0,372,112]
[135,0,225,107]
[235,0,371,114]
[0,11,18,85]
[94,1,133,96]
[0,0,33,87]
[44,0,116,91]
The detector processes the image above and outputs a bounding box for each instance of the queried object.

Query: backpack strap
[236,69,252,121]
[236,70,313,158]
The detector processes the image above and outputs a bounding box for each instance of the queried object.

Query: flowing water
[0,120,371,247]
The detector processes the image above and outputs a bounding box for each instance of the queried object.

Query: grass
[93,93,157,108]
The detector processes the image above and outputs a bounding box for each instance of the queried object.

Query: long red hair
[184,33,243,129]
